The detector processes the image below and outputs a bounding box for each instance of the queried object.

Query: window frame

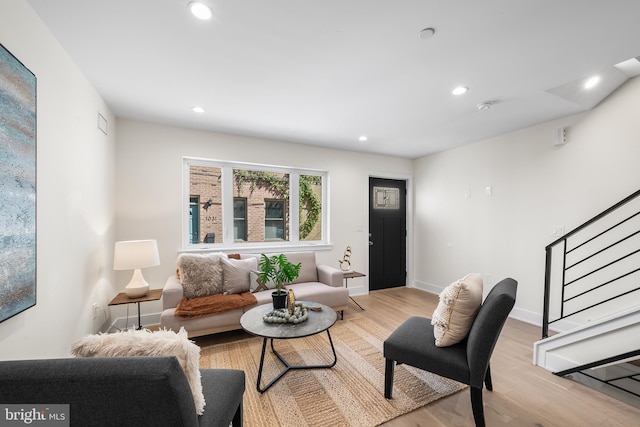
[183,157,330,252]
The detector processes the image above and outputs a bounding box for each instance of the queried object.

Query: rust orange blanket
[175,292,257,319]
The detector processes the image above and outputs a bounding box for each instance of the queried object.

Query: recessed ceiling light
[189,2,213,20]
[192,106,205,113]
[584,75,600,89]
[452,86,468,95]
[358,135,368,142]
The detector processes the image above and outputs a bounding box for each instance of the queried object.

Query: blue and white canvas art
[0,43,36,323]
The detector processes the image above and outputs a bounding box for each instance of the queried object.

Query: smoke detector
[477,101,494,111]
[418,27,436,40]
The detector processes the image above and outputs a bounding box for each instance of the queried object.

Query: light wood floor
[194,287,640,426]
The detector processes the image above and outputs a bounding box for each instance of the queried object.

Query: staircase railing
[542,189,640,339]
[554,349,640,377]
[554,350,640,401]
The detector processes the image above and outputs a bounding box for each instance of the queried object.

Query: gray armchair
[0,356,244,427]
[384,277,517,427]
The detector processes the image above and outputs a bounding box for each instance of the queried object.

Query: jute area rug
[198,315,466,426]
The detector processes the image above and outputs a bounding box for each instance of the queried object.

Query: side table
[108,289,162,330]
[343,271,366,311]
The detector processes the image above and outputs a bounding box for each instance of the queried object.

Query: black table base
[256,329,337,393]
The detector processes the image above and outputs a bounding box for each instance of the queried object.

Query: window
[184,158,328,249]
[233,198,247,241]
[189,196,200,244]
[233,169,290,243]
[299,174,323,241]
[188,164,222,244]
[265,199,286,240]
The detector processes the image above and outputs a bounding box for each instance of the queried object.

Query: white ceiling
[26,0,640,159]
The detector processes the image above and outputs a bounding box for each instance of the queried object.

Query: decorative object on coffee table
[262,302,309,324]
[258,253,301,309]
[113,239,160,297]
[287,289,296,314]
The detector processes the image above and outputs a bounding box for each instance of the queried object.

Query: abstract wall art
[0,42,36,323]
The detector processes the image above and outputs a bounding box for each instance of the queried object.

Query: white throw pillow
[177,252,225,298]
[221,257,257,294]
[431,273,483,347]
[71,328,205,415]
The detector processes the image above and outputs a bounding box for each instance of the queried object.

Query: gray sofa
[0,356,244,427]
[161,252,349,337]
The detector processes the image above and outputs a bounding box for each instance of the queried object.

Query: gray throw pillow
[177,252,225,298]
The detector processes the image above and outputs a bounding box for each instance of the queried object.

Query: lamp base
[125,283,149,298]
[125,269,150,298]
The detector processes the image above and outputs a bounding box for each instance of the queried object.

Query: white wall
[0,0,116,359]
[413,76,640,325]
[114,120,413,318]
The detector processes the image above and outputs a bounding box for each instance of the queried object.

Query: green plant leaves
[258,253,301,295]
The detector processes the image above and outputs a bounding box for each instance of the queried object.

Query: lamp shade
[113,240,160,271]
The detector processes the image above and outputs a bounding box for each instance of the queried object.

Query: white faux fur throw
[71,328,205,415]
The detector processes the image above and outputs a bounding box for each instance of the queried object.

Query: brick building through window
[187,161,323,246]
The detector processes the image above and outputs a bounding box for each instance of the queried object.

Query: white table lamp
[113,239,160,298]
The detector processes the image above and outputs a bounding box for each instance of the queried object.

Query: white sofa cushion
[286,252,318,284]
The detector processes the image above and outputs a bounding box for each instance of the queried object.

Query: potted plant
[258,254,301,309]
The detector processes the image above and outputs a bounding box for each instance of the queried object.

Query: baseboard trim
[347,285,368,296]
[108,312,161,332]
[411,280,443,295]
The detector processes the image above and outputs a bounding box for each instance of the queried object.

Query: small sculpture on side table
[338,246,352,272]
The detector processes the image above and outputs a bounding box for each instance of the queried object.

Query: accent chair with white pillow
[383,276,517,427]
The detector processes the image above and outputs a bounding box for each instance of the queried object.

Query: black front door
[368,177,406,291]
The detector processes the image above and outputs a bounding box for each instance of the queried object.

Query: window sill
[179,242,333,255]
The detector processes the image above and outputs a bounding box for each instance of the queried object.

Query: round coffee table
[240,301,338,393]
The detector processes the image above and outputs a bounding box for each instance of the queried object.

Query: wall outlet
[92,303,98,320]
